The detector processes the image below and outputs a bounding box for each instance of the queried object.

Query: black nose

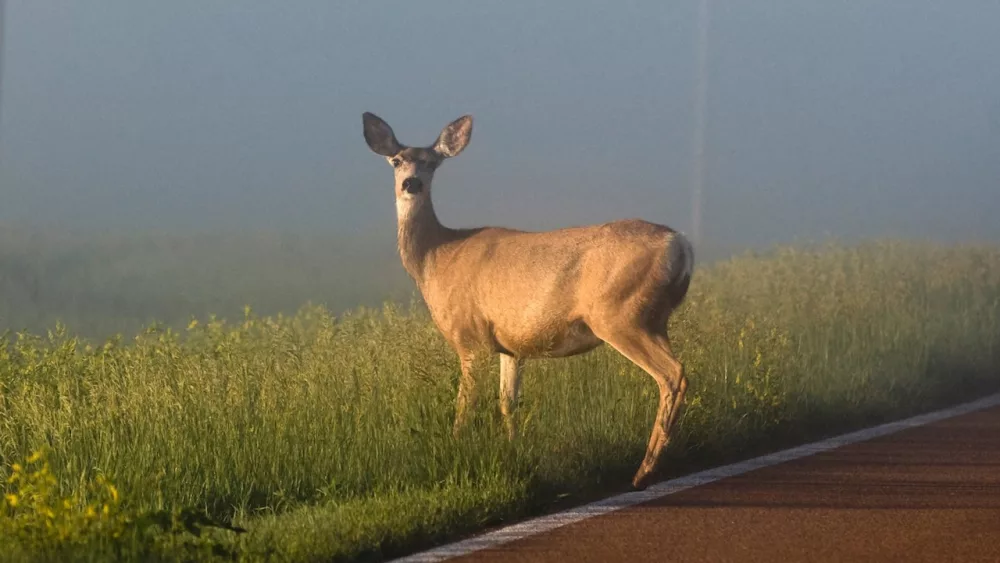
[402,177,423,194]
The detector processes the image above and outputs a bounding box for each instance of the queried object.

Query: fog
[1,1,999,331]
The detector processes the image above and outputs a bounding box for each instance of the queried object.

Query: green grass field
[2,240,999,562]
[0,226,409,338]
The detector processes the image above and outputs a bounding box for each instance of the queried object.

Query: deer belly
[494,319,603,359]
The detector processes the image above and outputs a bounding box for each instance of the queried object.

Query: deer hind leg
[601,328,687,490]
[452,353,480,437]
[499,354,523,440]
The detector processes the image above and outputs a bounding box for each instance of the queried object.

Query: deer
[361,112,694,490]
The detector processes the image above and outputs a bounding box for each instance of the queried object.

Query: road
[399,395,1000,563]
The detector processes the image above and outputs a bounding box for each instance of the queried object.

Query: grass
[1,239,999,562]
[0,225,409,338]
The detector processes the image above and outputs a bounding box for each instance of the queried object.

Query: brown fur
[362,112,694,489]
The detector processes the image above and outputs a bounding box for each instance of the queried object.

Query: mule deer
[361,112,694,489]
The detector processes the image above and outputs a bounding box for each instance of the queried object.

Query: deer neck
[396,195,452,284]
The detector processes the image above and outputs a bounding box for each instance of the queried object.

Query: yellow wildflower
[108,484,119,503]
[4,493,17,507]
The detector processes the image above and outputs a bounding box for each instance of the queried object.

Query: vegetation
[0,225,409,338]
[1,239,999,562]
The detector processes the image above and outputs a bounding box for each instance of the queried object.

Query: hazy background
[1,1,999,334]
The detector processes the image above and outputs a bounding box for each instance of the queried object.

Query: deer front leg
[499,354,523,440]
[452,353,479,437]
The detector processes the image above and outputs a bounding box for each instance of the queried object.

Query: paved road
[450,405,1000,563]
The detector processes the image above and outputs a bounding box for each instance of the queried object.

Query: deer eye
[391,158,402,168]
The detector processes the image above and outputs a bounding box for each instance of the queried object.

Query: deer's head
[362,112,473,204]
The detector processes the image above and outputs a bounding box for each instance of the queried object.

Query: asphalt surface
[451,405,1000,563]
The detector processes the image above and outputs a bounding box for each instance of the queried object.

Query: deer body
[363,112,693,489]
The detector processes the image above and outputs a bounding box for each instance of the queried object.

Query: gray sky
[2,1,999,250]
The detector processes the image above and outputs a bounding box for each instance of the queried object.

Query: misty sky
[1,1,998,250]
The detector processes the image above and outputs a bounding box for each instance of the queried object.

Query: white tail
[362,112,694,489]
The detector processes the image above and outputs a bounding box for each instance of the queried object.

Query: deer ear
[434,115,473,158]
[362,112,402,156]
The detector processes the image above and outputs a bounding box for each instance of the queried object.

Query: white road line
[392,392,1000,562]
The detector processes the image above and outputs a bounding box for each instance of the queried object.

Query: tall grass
[1,240,999,562]
[0,225,409,338]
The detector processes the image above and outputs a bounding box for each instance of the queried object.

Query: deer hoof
[631,471,652,491]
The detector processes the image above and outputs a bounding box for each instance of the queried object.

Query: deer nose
[402,177,423,194]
